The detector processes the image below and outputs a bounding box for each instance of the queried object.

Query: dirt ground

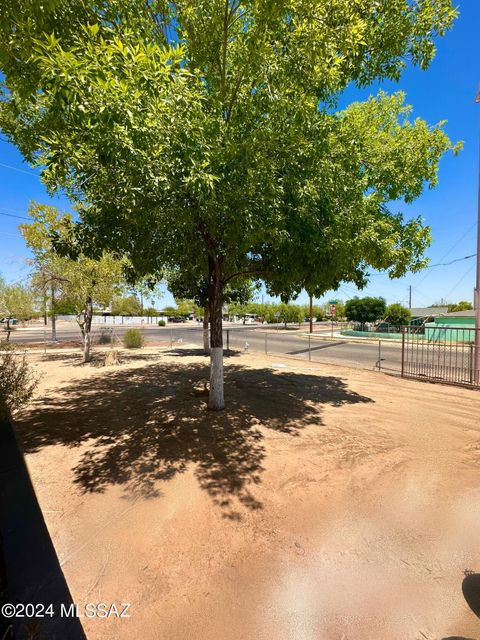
[12,345,480,640]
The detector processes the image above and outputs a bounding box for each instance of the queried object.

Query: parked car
[168,316,187,323]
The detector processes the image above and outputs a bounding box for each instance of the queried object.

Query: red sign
[330,304,336,316]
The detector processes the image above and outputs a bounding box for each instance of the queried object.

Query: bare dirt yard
[12,346,480,640]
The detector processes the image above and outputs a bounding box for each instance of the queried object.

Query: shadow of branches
[15,358,372,518]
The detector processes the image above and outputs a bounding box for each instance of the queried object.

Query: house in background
[409,307,448,325]
[425,309,475,343]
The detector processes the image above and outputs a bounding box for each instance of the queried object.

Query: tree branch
[223,268,273,284]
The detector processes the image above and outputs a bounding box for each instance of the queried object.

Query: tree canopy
[447,300,473,313]
[345,296,386,326]
[0,0,459,408]
[384,302,411,327]
[20,204,126,360]
[0,282,35,334]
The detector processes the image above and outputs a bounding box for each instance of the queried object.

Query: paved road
[6,322,402,372]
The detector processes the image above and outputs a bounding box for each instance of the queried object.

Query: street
[6,321,403,373]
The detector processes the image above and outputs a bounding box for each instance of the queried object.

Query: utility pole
[309,294,313,334]
[408,285,412,309]
[474,85,480,382]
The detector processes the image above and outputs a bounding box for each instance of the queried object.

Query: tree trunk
[208,257,224,410]
[203,305,210,355]
[82,297,93,363]
[5,319,10,342]
[51,285,57,342]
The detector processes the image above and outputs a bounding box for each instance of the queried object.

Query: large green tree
[384,302,412,328]
[345,296,386,329]
[0,1,459,408]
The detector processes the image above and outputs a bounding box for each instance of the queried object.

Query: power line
[0,211,29,221]
[0,161,39,177]
[443,263,476,301]
[0,206,28,214]
[427,253,476,268]
[413,222,477,290]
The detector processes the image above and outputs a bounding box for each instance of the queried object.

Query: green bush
[0,342,38,419]
[158,319,166,327]
[122,329,144,349]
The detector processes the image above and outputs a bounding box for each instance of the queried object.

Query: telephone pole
[309,294,313,334]
[408,285,412,309]
[474,85,480,382]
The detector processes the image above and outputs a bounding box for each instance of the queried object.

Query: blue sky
[1,0,479,309]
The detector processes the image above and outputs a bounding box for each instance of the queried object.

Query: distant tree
[0,282,35,339]
[20,205,125,362]
[310,305,324,322]
[345,297,386,329]
[175,299,195,317]
[162,306,178,317]
[334,300,346,320]
[20,202,71,341]
[61,253,125,362]
[277,303,304,328]
[144,307,159,317]
[129,279,162,314]
[384,303,411,328]
[447,300,473,312]
[111,295,142,317]
[51,297,78,315]
[168,270,256,353]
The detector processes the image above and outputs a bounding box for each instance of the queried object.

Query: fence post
[470,342,475,385]
[401,328,405,377]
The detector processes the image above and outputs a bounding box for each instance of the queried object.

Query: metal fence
[57,314,167,325]
[401,325,480,388]
[220,324,480,390]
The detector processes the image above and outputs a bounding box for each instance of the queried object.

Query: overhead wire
[0,161,39,177]
[0,211,29,221]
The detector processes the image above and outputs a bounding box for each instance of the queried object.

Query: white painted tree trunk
[208,346,224,410]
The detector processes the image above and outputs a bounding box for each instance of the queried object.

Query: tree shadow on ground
[38,350,170,366]
[441,573,480,640]
[15,356,372,519]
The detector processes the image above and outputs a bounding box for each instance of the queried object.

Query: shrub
[0,342,38,419]
[158,319,166,327]
[123,329,144,349]
[96,328,113,345]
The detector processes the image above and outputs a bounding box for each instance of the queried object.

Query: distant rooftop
[410,307,448,317]
[443,309,475,318]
